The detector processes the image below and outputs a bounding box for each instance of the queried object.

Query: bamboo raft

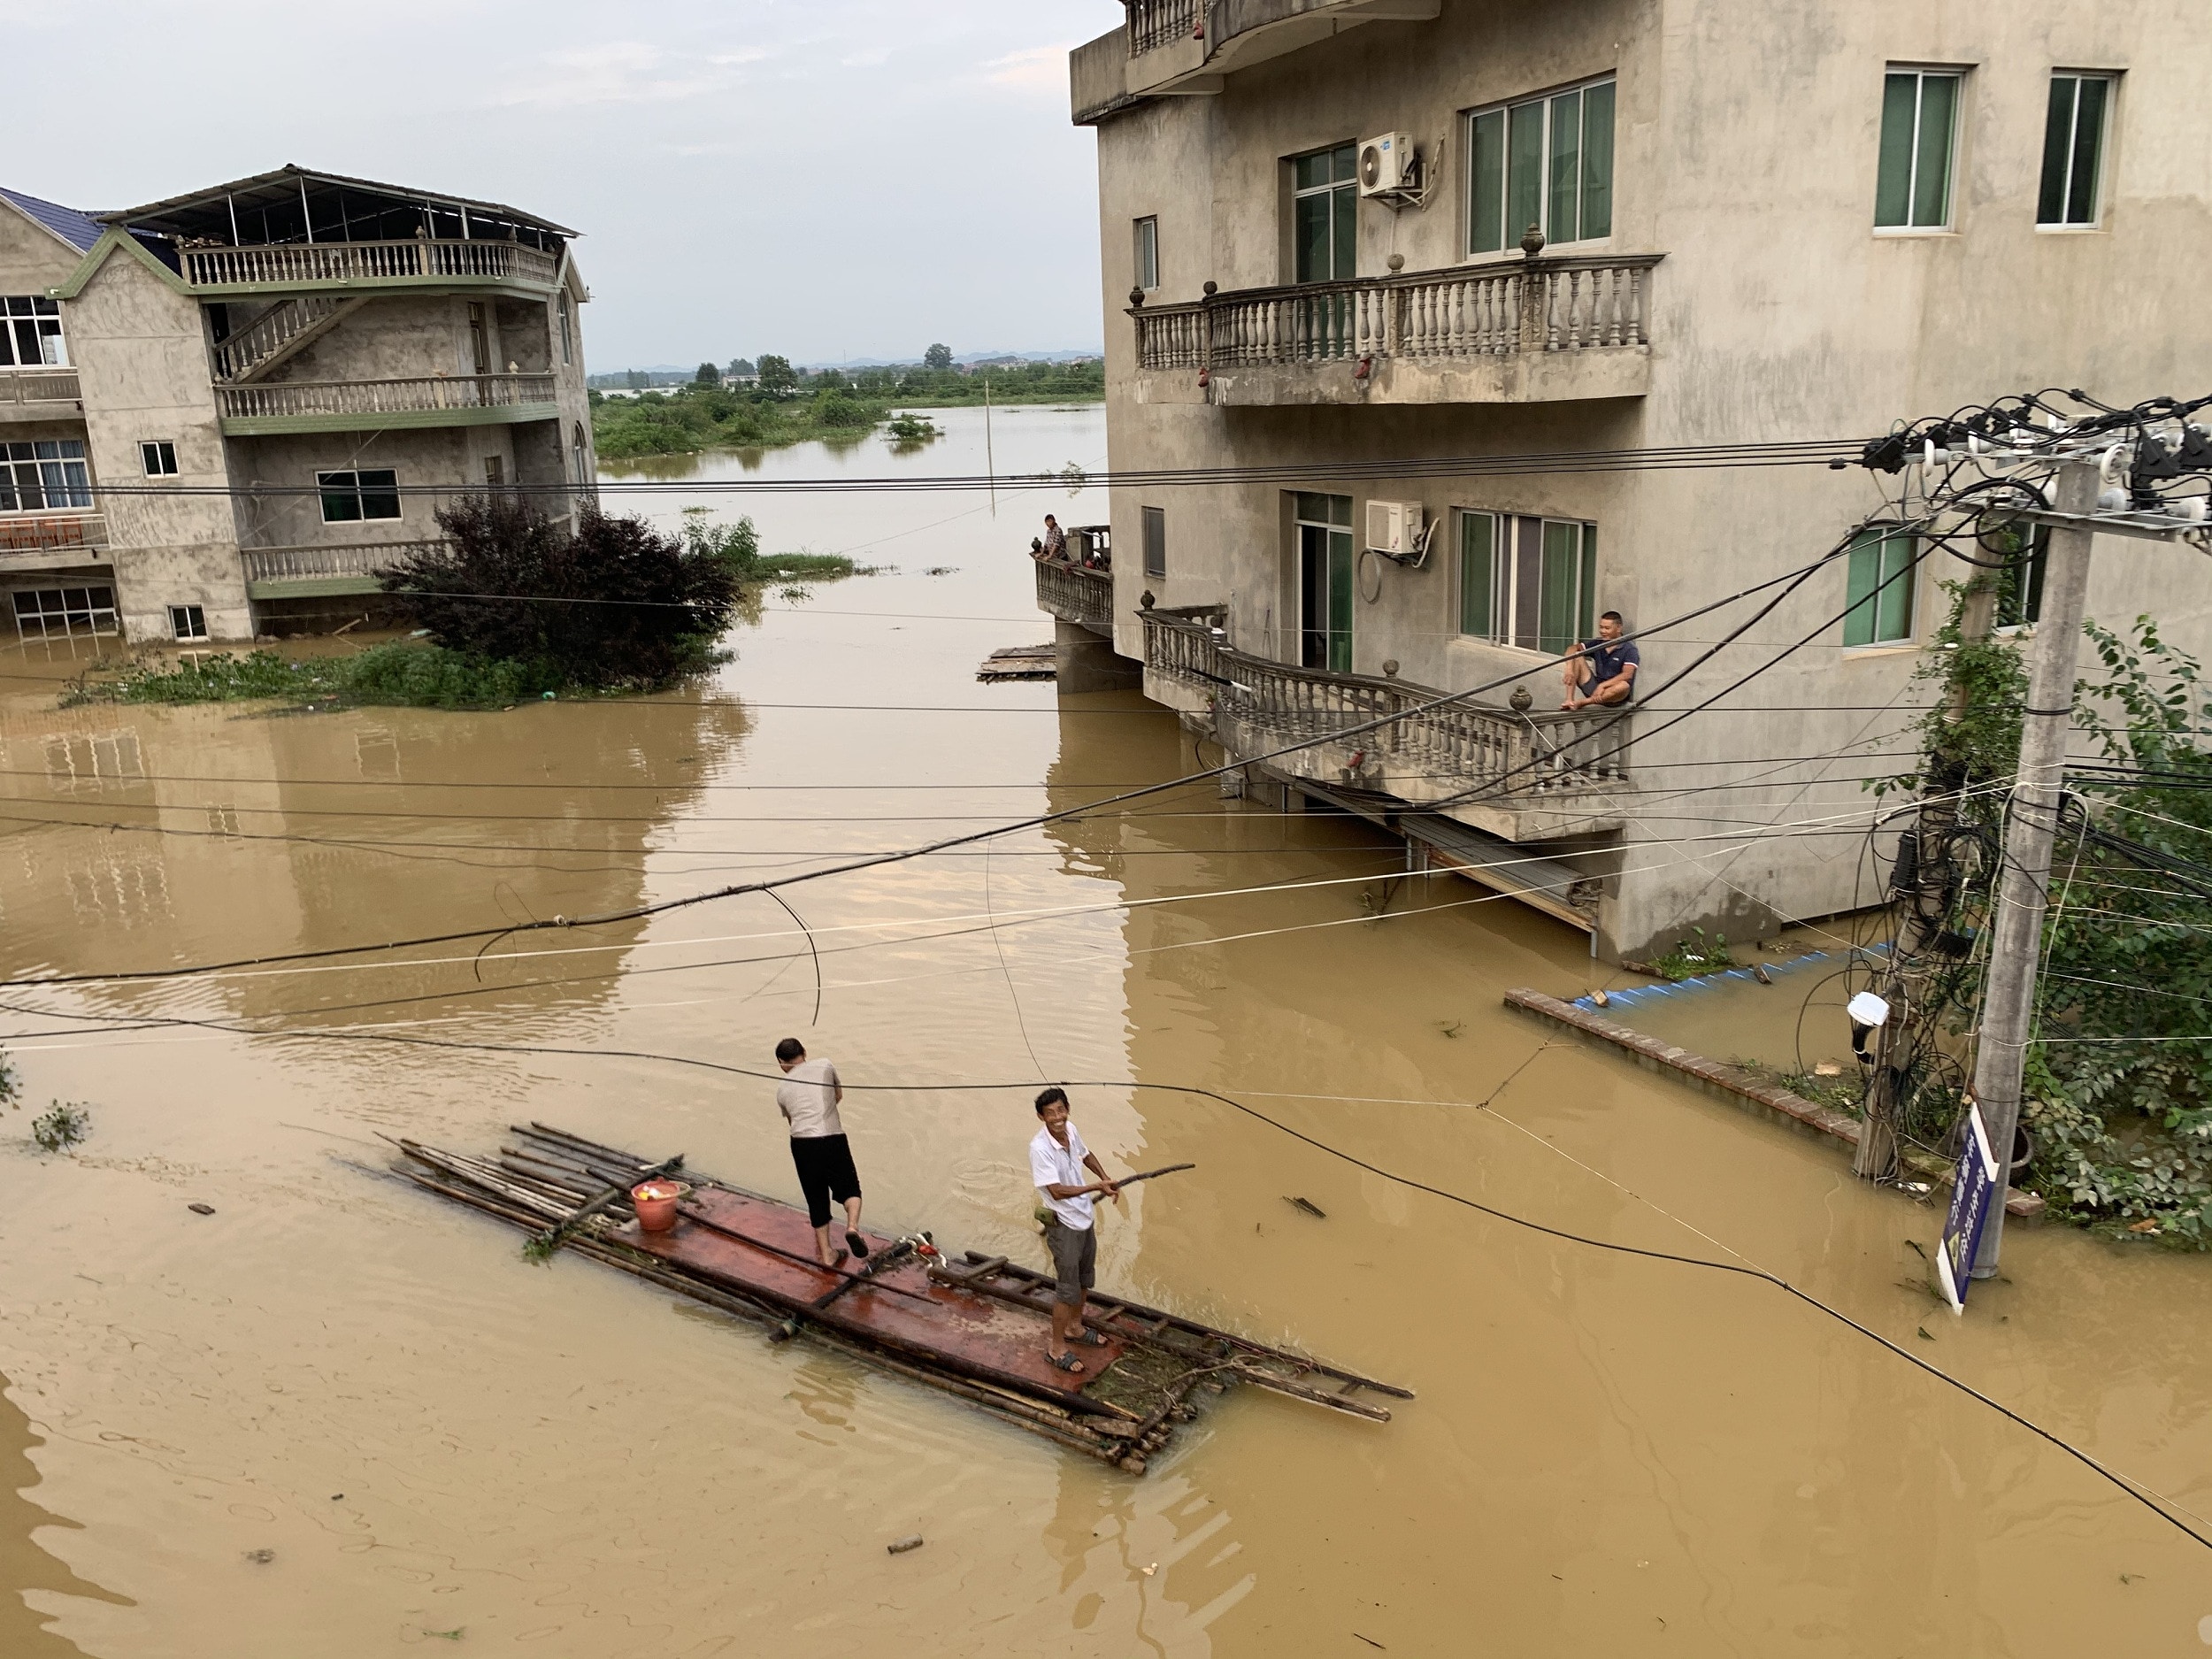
[396,1123,1411,1471]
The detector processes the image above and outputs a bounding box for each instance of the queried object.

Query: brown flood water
[2,405,2208,1655]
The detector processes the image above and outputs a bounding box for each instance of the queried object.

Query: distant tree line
[588,348,1102,458]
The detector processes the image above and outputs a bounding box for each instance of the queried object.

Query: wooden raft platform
[396,1123,1410,1471]
[977,642,1056,681]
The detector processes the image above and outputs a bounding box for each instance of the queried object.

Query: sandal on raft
[847,1232,870,1258]
[1047,1351,1086,1374]
[1067,1330,1110,1348]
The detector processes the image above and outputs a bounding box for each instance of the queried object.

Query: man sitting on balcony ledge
[1562,611,1639,710]
[1033,513,1068,563]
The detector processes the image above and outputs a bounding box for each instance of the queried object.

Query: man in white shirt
[775,1037,866,1267]
[1028,1087,1119,1375]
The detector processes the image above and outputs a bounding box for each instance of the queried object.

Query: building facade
[0,166,592,646]
[1054,0,2212,961]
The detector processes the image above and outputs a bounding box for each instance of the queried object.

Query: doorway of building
[1294,492,1353,672]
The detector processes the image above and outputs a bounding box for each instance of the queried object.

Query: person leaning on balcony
[1040,514,1067,563]
[1562,611,1640,710]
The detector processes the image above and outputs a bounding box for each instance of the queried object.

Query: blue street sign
[1937,1100,2001,1312]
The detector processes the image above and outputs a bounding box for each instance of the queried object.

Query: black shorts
[790,1133,861,1227]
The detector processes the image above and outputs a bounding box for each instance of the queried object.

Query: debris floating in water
[887,1534,925,1555]
[188,1202,216,1216]
[1285,1196,1327,1219]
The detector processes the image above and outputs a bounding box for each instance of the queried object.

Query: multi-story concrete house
[0,165,592,646]
[1047,1,2211,962]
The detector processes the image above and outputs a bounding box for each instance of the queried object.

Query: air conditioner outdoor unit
[1357,133,1418,196]
[1366,499,1425,560]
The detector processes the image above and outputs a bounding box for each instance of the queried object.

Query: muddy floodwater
[4,405,2209,1655]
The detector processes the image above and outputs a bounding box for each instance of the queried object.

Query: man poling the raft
[1028,1086,1193,1375]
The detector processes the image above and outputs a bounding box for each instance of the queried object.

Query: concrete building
[0,165,592,645]
[1050,0,2212,962]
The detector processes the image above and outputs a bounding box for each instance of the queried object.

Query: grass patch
[71,642,572,712]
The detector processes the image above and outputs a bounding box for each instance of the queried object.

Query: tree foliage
[923,342,954,370]
[380,496,740,690]
[1903,584,2212,1244]
[756,354,799,397]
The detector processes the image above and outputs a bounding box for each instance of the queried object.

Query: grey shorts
[1046,1220,1095,1306]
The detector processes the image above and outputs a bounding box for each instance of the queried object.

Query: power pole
[1853,571,2000,1179]
[983,370,996,515]
[1966,457,2101,1274]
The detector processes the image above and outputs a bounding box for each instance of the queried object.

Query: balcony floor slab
[219,402,560,438]
[1190,347,1650,407]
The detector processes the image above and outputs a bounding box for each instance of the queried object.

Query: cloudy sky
[12,1,1125,368]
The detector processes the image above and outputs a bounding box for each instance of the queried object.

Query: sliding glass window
[2038,74,2112,227]
[1468,78,1615,255]
[1459,510,1597,654]
[1874,68,1961,230]
[1843,526,1917,646]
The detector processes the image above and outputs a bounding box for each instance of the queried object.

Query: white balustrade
[1132,257,1656,373]
[216,373,557,421]
[182,240,560,289]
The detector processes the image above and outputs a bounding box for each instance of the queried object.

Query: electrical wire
[0,542,1879,992]
[6,993,2200,1553]
[80,436,1863,503]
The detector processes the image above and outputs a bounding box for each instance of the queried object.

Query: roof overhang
[102,164,576,245]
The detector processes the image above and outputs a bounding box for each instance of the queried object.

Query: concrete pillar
[1054,618,1142,693]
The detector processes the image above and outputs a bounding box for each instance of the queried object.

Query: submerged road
[1,406,2208,1656]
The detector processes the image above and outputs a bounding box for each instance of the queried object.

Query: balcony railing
[1128,0,1200,53]
[1134,256,1658,371]
[0,369,82,406]
[182,239,560,290]
[242,540,447,585]
[1034,557,1114,634]
[216,373,557,423]
[0,512,106,554]
[1140,607,1628,801]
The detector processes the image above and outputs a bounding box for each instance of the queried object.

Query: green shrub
[381,498,739,691]
[33,1102,89,1152]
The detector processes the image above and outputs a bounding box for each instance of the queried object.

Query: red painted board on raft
[618,1187,1126,1406]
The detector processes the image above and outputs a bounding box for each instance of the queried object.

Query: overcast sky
[10,1,1124,368]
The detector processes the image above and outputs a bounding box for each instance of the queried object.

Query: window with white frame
[2039,73,2113,227]
[318,468,401,523]
[168,603,208,641]
[141,441,178,477]
[1842,525,1918,646]
[1292,144,1358,282]
[1874,69,1961,230]
[1,441,92,511]
[1133,217,1159,291]
[0,297,66,368]
[557,291,573,365]
[1467,78,1615,256]
[12,586,117,638]
[1294,492,1353,672]
[1458,510,1597,656]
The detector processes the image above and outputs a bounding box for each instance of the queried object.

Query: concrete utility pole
[1854,571,2000,1181]
[1967,458,2101,1274]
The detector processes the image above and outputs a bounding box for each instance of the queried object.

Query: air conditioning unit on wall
[1357,133,1418,196]
[1366,499,1425,560]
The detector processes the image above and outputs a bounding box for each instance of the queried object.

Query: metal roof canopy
[99,165,576,250]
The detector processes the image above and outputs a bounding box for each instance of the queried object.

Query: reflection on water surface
[1,406,2207,1655]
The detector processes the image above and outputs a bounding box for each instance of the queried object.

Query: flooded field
[4,405,2209,1655]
